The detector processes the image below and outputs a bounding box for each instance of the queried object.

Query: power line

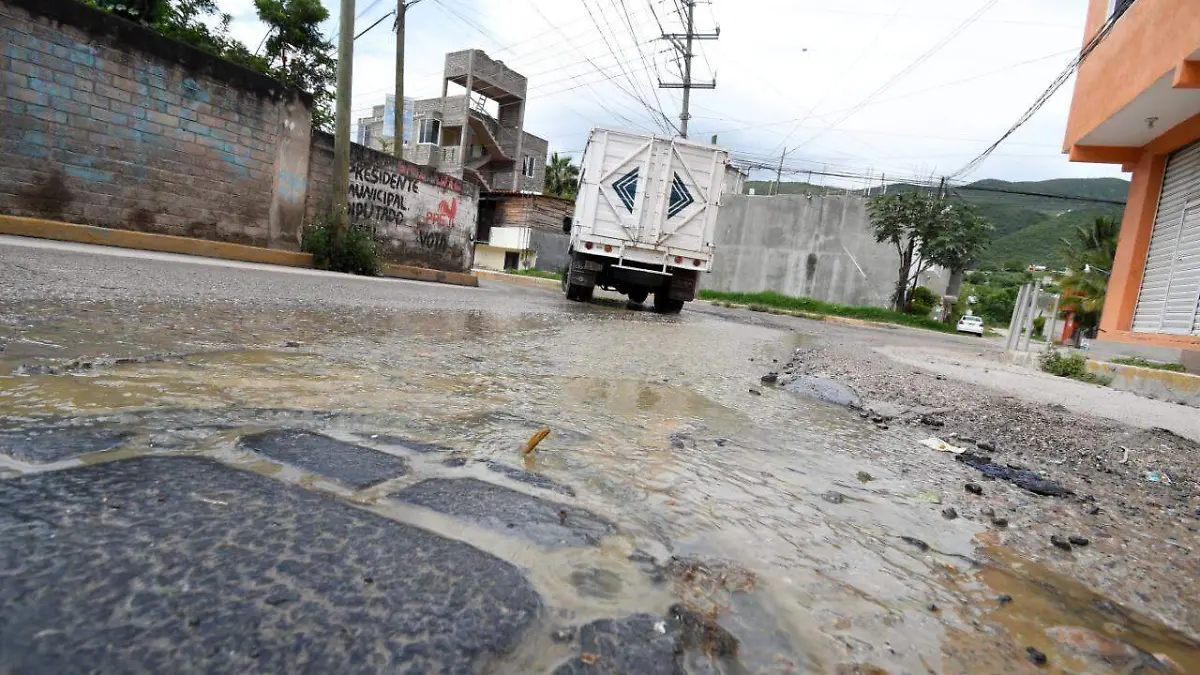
[952,8,1126,178]
[791,0,1000,153]
[578,0,672,134]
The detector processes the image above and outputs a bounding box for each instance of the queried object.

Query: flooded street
[2,238,1198,674]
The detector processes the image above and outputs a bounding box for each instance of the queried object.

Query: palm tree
[1058,215,1120,329]
[544,153,579,200]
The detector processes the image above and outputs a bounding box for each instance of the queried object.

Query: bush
[302,214,379,276]
[1032,316,1046,337]
[907,286,939,316]
[1039,349,1110,385]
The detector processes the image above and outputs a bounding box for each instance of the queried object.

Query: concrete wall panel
[703,194,946,308]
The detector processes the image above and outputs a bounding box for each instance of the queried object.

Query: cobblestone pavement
[1,236,1198,674]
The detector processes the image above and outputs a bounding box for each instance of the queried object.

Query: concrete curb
[473,268,560,289]
[0,215,478,287]
[1088,360,1200,406]
[0,215,313,267]
[705,300,900,330]
[382,264,478,287]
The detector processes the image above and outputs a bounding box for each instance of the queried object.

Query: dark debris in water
[956,452,1073,498]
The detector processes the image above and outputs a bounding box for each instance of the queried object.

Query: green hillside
[742,177,1129,270]
[976,208,1119,270]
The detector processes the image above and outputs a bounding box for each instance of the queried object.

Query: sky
[215,0,1127,188]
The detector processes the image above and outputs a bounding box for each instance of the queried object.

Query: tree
[84,0,333,130]
[868,191,994,313]
[932,203,993,321]
[254,0,336,131]
[544,153,580,200]
[1058,215,1119,330]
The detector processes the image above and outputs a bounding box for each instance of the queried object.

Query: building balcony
[444,50,527,104]
[1064,0,1200,161]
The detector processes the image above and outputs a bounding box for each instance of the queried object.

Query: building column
[1099,151,1167,337]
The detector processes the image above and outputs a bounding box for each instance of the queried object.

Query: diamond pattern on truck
[613,168,638,213]
[668,173,694,218]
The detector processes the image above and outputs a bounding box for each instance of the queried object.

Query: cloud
[216,0,1126,187]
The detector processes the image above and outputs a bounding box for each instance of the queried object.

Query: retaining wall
[0,0,476,272]
[704,194,948,308]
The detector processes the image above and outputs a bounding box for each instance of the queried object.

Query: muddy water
[2,300,1198,673]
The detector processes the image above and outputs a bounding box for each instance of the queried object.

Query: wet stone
[1045,626,1169,673]
[553,614,681,675]
[1026,646,1048,665]
[941,507,959,520]
[0,456,541,674]
[965,483,984,495]
[391,478,616,548]
[359,434,453,453]
[1050,535,1073,551]
[782,375,862,409]
[568,568,623,599]
[479,459,576,496]
[1068,535,1090,547]
[0,423,131,463]
[238,429,408,489]
[822,490,845,504]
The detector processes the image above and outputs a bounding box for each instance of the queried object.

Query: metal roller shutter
[1132,140,1200,335]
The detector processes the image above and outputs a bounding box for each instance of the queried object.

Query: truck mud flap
[568,267,597,287]
[667,269,699,301]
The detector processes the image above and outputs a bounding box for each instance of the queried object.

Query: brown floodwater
[2,299,1198,674]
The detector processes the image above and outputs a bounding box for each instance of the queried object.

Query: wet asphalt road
[1,236,1198,675]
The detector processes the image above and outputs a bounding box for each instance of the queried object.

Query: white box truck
[560,128,731,313]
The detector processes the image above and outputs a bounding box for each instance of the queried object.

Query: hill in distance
[742,177,1130,269]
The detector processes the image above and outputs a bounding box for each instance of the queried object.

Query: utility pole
[332,0,356,230]
[772,148,785,196]
[393,0,424,156]
[659,0,718,138]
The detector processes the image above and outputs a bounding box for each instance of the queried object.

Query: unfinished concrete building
[405,50,548,194]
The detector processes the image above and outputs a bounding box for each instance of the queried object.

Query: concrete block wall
[703,194,948,308]
[306,132,479,272]
[0,0,312,248]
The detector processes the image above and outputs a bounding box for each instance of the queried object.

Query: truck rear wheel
[653,293,684,314]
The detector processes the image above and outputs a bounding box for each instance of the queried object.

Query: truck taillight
[585,242,593,250]
[604,245,613,252]
[693,259,702,266]
[674,256,683,263]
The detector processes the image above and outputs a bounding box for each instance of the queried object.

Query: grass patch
[1109,356,1186,373]
[1039,349,1111,385]
[511,268,562,281]
[699,290,955,333]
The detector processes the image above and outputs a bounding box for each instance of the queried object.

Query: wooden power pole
[393,0,424,153]
[658,0,718,138]
[332,0,356,229]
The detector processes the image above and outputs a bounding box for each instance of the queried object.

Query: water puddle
[1,302,1195,674]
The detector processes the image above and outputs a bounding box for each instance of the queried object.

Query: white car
[956,315,984,336]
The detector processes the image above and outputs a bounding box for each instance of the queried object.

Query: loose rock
[856,471,874,483]
[760,373,779,385]
[1050,535,1073,551]
[1026,646,1048,665]
[822,491,845,505]
[992,517,1009,528]
[899,536,930,552]
[965,483,983,495]
[1068,535,1090,547]
[941,507,958,520]
[976,440,996,452]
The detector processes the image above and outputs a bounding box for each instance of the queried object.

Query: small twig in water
[521,427,551,456]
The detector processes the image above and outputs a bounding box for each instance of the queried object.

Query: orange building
[1063,0,1200,365]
